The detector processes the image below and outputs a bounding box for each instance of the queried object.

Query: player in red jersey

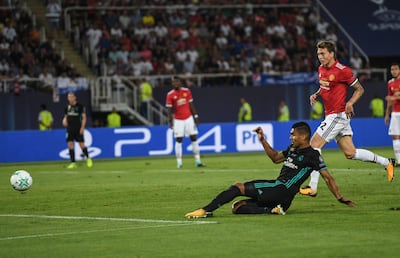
[166,76,205,168]
[385,63,400,164]
[300,40,395,197]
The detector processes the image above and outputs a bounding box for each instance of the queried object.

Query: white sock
[307,148,321,191]
[175,142,182,164]
[393,139,400,163]
[191,141,201,163]
[309,171,320,191]
[354,149,389,166]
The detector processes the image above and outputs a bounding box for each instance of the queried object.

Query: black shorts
[244,179,295,211]
[66,128,84,142]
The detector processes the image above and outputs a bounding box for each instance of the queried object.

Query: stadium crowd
[0,0,366,92]
[65,0,362,84]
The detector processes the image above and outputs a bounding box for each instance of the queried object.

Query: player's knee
[189,135,197,141]
[343,151,355,159]
[233,182,245,195]
[232,200,247,214]
[176,137,183,143]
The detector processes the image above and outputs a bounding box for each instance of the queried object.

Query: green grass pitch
[1,148,400,258]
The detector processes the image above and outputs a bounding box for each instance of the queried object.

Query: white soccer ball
[10,170,33,191]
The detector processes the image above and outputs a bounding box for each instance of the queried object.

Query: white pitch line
[0,214,217,241]
[36,168,383,174]
[0,214,216,224]
[0,223,197,241]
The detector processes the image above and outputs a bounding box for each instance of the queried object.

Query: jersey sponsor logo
[176,98,187,106]
[283,157,298,169]
[319,79,330,89]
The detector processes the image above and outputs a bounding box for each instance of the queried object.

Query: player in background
[166,76,205,168]
[185,122,354,218]
[385,63,400,164]
[62,92,93,168]
[300,40,395,197]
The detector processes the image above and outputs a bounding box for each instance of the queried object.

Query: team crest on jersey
[329,74,335,81]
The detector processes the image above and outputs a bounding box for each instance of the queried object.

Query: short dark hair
[40,104,46,110]
[317,40,336,54]
[171,75,182,81]
[391,62,400,68]
[292,121,311,140]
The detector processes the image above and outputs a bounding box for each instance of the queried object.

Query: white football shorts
[389,112,400,136]
[315,112,353,143]
[173,116,198,138]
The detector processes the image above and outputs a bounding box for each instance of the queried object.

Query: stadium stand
[0,0,392,129]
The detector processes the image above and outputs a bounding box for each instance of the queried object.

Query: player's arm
[62,114,68,127]
[253,126,285,163]
[348,80,364,105]
[80,113,87,134]
[189,102,199,124]
[385,94,393,125]
[345,80,364,118]
[167,106,173,128]
[319,169,355,207]
[310,88,320,105]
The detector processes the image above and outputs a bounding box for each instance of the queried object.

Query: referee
[62,92,93,168]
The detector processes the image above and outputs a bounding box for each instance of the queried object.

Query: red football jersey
[166,87,193,120]
[318,61,358,115]
[388,77,400,112]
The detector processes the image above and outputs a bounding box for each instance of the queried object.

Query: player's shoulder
[166,89,175,96]
[180,87,191,92]
[388,78,396,84]
[334,61,350,71]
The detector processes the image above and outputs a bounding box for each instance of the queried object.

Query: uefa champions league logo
[59,130,101,160]
[370,0,400,22]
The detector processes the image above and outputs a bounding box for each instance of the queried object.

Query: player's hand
[345,103,355,119]
[62,118,67,127]
[338,196,355,207]
[310,94,317,106]
[253,127,264,141]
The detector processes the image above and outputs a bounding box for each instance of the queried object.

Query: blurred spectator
[140,78,153,119]
[277,100,290,121]
[2,22,17,42]
[15,69,31,91]
[310,100,323,120]
[46,0,62,38]
[350,52,364,70]
[107,107,121,127]
[370,94,384,118]
[238,97,252,122]
[0,58,9,75]
[118,10,131,30]
[86,23,102,52]
[38,104,54,130]
[38,67,55,91]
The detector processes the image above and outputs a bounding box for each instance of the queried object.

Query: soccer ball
[10,170,33,191]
